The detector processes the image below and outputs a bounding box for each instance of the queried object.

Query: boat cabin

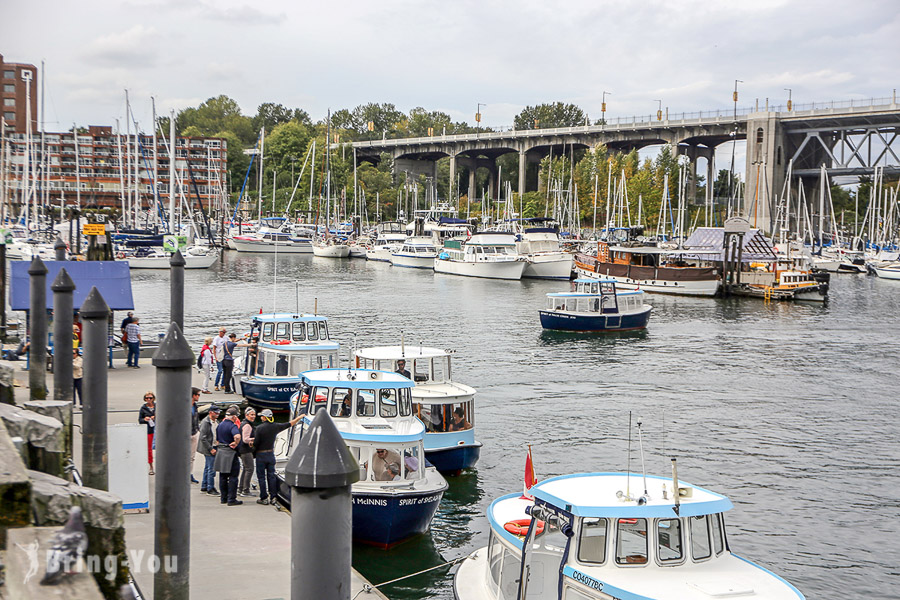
[545,278,646,315]
[246,313,337,377]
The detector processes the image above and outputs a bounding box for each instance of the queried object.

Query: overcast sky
[2,0,897,132]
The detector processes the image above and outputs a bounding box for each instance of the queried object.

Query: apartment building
[0,54,39,134]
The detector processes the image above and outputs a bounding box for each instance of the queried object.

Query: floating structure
[435,232,527,280]
[540,278,652,332]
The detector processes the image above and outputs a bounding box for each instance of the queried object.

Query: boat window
[401,445,421,479]
[563,587,594,600]
[291,322,306,341]
[307,324,319,341]
[487,532,503,589]
[432,357,445,382]
[379,389,398,418]
[413,359,429,382]
[318,321,328,339]
[399,388,412,416]
[615,518,648,565]
[308,386,329,415]
[657,518,683,563]
[330,387,353,418]
[274,354,289,376]
[498,545,521,600]
[710,513,724,555]
[290,355,306,376]
[357,389,376,417]
[256,351,268,375]
[276,322,289,339]
[262,322,274,341]
[577,517,608,564]
[690,515,712,561]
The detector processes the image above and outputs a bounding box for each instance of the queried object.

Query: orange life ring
[504,518,544,537]
[116,252,125,259]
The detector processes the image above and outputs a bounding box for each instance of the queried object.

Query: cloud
[200,3,285,24]
[83,25,162,68]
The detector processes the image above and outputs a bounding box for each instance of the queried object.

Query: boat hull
[575,255,720,296]
[366,247,395,262]
[231,238,312,253]
[239,377,298,411]
[523,254,574,279]
[313,244,350,258]
[126,253,219,269]
[873,265,900,280]
[390,253,436,269]
[425,442,482,474]
[434,258,526,280]
[539,306,652,332]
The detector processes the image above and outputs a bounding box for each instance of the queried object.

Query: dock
[5,355,386,600]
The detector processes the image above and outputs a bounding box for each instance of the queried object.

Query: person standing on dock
[72,349,83,407]
[190,387,201,484]
[200,337,214,393]
[212,327,227,391]
[125,317,142,368]
[221,333,238,394]
[253,409,302,505]
[120,311,134,343]
[214,406,243,505]
[139,391,156,475]
[238,407,257,496]
[197,404,220,495]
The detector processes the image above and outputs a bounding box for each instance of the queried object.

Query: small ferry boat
[540,278,652,332]
[275,369,449,548]
[434,232,527,280]
[237,313,339,411]
[390,237,438,269]
[367,222,408,262]
[455,469,805,600]
[355,345,480,473]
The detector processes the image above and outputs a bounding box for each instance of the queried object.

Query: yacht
[434,232,527,280]
[366,222,407,262]
[231,217,313,253]
[512,218,574,280]
[390,237,438,269]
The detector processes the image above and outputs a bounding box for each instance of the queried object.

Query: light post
[476,103,485,129]
[601,91,611,124]
[733,79,743,119]
[655,100,662,121]
[784,88,792,111]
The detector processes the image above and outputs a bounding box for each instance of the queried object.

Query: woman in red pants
[138,392,156,474]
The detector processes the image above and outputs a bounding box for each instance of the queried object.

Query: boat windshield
[257,350,333,376]
[416,400,473,432]
[259,320,328,342]
[359,356,451,383]
[304,386,412,418]
[351,444,423,482]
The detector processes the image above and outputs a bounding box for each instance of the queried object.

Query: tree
[177,95,254,144]
[514,102,587,130]
[252,103,310,133]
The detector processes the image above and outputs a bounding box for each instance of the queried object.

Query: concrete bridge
[352,95,900,229]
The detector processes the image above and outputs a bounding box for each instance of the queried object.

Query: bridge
[352,95,900,231]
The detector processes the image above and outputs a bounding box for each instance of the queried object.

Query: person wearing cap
[253,409,302,505]
[197,404,220,494]
[189,387,201,484]
[214,406,243,505]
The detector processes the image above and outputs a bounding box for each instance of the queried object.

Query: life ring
[504,518,544,537]
[116,252,125,259]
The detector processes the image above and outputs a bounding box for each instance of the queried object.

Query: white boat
[124,246,220,269]
[434,232,527,280]
[366,222,407,262]
[390,237,437,269]
[455,468,805,600]
[872,261,900,280]
[313,239,350,258]
[230,232,313,253]
[512,219,574,280]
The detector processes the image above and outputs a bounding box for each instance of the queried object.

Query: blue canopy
[10,261,134,311]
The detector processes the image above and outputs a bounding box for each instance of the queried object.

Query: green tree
[252,102,311,133]
[514,102,587,130]
[177,95,254,144]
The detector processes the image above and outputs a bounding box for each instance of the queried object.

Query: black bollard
[28,257,48,400]
[169,250,185,331]
[284,409,359,600]
[80,286,110,491]
[54,237,67,261]
[51,268,75,403]
[152,322,194,600]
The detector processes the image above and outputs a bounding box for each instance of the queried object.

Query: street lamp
[654,100,662,121]
[601,91,611,123]
[476,103,485,129]
[733,79,743,119]
[784,88,792,111]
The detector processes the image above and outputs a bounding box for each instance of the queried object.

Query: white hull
[390,253,436,269]
[434,258,526,280]
[811,258,841,272]
[366,247,395,262]
[230,238,312,253]
[523,253,574,279]
[873,264,900,280]
[348,246,368,259]
[574,266,719,296]
[313,244,350,258]
[127,252,219,269]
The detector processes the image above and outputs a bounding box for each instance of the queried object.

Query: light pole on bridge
[476,103,485,130]
[602,91,611,125]
[784,88,792,112]
[733,79,743,119]
[655,99,662,121]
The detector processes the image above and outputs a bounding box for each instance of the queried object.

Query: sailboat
[312,110,349,258]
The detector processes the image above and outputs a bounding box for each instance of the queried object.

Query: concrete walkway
[7,357,386,600]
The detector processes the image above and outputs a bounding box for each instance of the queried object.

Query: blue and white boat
[366,221,407,262]
[237,313,339,411]
[390,237,438,269]
[275,369,448,548]
[539,278,652,332]
[355,346,481,474]
[455,468,805,600]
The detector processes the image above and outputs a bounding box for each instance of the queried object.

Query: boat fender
[504,518,544,537]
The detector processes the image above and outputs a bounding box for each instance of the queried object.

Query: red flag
[521,446,537,499]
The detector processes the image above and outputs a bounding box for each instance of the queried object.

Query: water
[130,253,900,599]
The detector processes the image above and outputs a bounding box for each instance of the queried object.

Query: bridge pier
[744,112,786,233]
[518,148,526,198]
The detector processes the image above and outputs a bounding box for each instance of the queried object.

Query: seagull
[40,506,89,585]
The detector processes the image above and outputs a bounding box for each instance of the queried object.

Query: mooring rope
[352,555,467,598]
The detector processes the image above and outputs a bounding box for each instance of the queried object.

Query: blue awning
[10,261,135,311]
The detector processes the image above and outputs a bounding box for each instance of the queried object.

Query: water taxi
[237,313,339,411]
[540,278,652,332]
[434,232,527,280]
[275,369,448,548]
[355,346,481,473]
[390,237,438,269]
[455,469,805,600]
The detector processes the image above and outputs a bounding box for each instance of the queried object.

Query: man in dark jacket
[190,387,201,484]
[214,406,243,505]
[253,409,302,505]
[197,404,220,494]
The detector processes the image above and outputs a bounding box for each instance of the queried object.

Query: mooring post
[54,237,67,261]
[169,249,185,331]
[152,322,194,600]
[28,257,48,400]
[284,409,359,600]
[80,286,110,491]
[51,268,76,460]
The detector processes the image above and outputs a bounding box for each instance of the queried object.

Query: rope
[351,556,467,599]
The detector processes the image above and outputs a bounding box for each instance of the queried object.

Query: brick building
[0,54,38,133]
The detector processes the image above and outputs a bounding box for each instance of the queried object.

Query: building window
[3,84,14,93]
[3,112,14,122]
[2,70,14,79]
[755,127,764,144]
[3,98,13,107]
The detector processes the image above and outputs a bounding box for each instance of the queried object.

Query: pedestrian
[221,333,238,394]
[138,391,156,475]
[200,337,214,393]
[212,327,227,391]
[214,406,243,506]
[238,407,257,496]
[120,311,134,344]
[197,405,220,495]
[248,335,260,375]
[125,317,142,368]
[190,387,201,484]
[254,409,302,505]
[72,349,83,407]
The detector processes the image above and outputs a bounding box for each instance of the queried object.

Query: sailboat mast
[152,97,159,230]
[73,123,81,214]
[257,126,265,221]
[818,165,825,251]
[124,90,131,227]
[168,110,176,234]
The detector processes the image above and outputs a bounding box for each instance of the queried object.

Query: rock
[22,400,73,465]
[0,419,31,547]
[0,363,14,405]
[0,402,65,477]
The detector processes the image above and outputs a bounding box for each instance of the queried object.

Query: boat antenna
[295,282,299,314]
[400,331,405,357]
[671,458,680,515]
[314,297,317,316]
[626,411,632,500]
[636,417,649,502]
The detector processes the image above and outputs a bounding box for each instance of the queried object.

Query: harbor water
[128,252,899,600]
